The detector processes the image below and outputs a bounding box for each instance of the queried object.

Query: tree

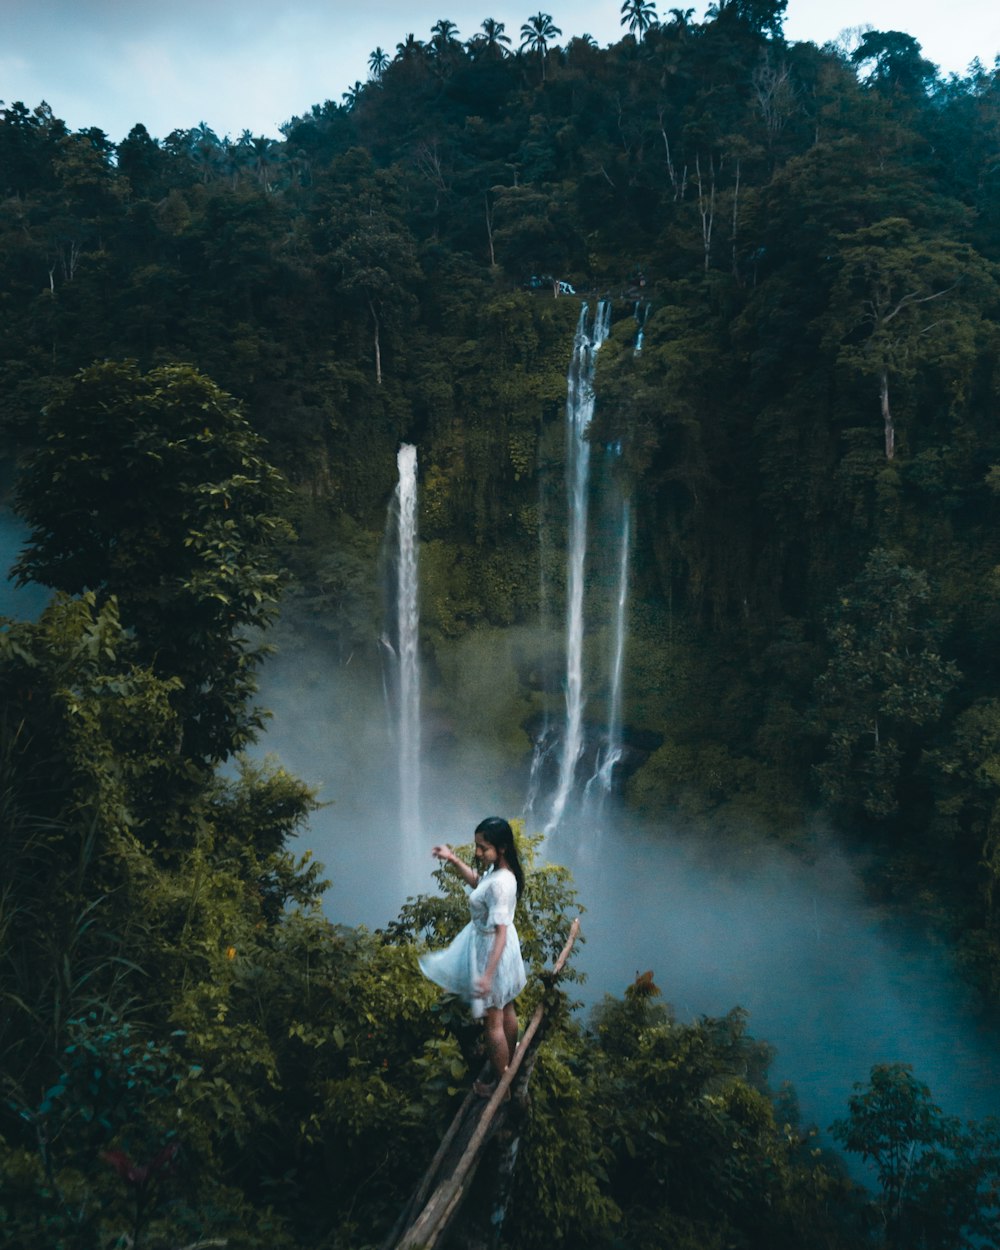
[368,46,390,79]
[341,80,364,109]
[620,0,659,42]
[851,30,939,102]
[814,548,960,821]
[519,12,562,80]
[115,123,178,199]
[394,32,425,60]
[824,218,992,460]
[185,121,224,183]
[706,0,787,38]
[467,17,512,59]
[326,205,422,386]
[14,361,293,764]
[429,17,461,56]
[666,6,695,29]
[236,132,284,190]
[833,1063,1000,1248]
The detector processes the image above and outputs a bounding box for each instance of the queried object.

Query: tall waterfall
[588,494,631,800]
[395,444,421,841]
[545,301,612,835]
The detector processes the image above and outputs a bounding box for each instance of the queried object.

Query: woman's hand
[431,842,478,888]
[475,971,493,997]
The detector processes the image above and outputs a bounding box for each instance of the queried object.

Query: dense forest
[3,2,1000,1245]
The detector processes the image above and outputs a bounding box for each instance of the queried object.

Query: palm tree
[233,132,284,191]
[395,33,425,60]
[429,18,460,53]
[368,46,390,79]
[468,17,512,59]
[214,136,241,187]
[246,134,283,191]
[341,81,364,110]
[428,18,464,76]
[519,12,562,80]
[620,0,659,41]
[187,121,222,183]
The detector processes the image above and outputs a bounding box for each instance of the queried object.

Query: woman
[420,817,527,1096]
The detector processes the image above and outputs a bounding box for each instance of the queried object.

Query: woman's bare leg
[477,1006,510,1092]
[502,1003,518,1058]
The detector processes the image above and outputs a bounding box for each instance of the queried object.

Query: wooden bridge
[383,917,581,1250]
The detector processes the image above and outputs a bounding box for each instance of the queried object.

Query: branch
[394,918,581,1250]
[881,281,960,326]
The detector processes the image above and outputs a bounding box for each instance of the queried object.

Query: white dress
[419,866,527,1018]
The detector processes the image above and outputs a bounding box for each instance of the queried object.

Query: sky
[2,0,999,145]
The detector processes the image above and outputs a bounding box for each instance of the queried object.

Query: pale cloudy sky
[2,0,998,144]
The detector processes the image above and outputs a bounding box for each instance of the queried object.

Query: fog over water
[255,630,1000,1145]
[4,498,998,1146]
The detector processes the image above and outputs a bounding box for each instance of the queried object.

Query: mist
[5,494,998,1148]
[255,627,1000,1146]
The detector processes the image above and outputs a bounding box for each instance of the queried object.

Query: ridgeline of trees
[3,5,1000,1246]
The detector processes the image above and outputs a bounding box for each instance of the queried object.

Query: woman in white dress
[420,817,527,1096]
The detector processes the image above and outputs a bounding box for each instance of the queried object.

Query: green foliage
[508,981,860,1250]
[14,360,293,763]
[833,1062,1000,1249]
[507,1044,622,1247]
[814,548,960,822]
[428,624,539,759]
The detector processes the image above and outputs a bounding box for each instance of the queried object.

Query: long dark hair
[475,816,525,899]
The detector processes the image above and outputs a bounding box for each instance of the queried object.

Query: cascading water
[587,493,631,802]
[634,300,651,354]
[545,301,611,835]
[394,444,422,843]
[524,453,558,824]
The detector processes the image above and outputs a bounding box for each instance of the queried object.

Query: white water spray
[395,444,421,842]
[588,495,631,800]
[546,301,611,835]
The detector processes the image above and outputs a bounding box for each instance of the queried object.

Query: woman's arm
[431,843,479,888]
[476,924,508,997]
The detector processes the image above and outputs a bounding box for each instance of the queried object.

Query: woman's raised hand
[431,843,454,863]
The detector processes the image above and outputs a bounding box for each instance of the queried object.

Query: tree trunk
[484,192,496,267]
[731,158,741,281]
[658,121,687,201]
[370,300,382,386]
[695,154,715,273]
[880,366,894,460]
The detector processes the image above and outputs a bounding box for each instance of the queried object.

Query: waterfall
[545,301,611,835]
[634,300,651,354]
[524,449,557,824]
[588,494,631,801]
[395,444,421,842]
